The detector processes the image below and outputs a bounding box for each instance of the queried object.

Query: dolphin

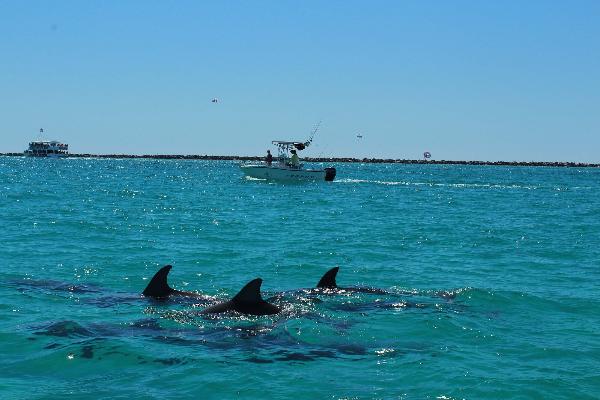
[142,265,212,300]
[315,267,388,294]
[317,266,456,299]
[200,278,281,316]
[263,267,389,305]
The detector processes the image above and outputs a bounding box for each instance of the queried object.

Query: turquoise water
[1,158,599,399]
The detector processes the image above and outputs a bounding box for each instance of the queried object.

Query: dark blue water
[1,158,598,399]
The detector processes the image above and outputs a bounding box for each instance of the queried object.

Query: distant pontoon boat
[24,129,69,158]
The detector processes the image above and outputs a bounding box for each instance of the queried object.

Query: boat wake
[334,178,589,191]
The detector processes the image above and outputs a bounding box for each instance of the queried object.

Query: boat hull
[240,165,336,181]
[24,153,67,158]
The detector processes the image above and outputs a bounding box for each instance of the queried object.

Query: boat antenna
[304,121,321,147]
[38,128,44,141]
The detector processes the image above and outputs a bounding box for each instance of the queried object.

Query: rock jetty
[1,153,598,168]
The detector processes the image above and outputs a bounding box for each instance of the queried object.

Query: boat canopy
[271,140,310,151]
[271,121,320,152]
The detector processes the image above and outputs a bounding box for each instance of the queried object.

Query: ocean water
[1,157,599,399]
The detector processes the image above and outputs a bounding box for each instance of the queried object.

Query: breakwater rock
[1,153,599,167]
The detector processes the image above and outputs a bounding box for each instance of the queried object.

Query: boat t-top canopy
[272,140,310,151]
[271,121,321,152]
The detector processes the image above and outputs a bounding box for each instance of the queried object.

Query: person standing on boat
[290,149,300,168]
[266,150,273,166]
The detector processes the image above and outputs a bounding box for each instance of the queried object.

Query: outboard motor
[324,167,336,181]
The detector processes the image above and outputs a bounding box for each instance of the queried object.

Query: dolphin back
[142,265,175,298]
[201,278,280,316]
[316,267,339,289]
[232,278,264,303]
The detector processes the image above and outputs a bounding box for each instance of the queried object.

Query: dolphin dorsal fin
[317,267,339,288]
[232,278,263,303]
[142,265,175,298]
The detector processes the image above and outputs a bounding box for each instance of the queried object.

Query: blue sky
[1,1,599,161]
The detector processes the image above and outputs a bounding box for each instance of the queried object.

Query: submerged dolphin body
[142,265,211,300]
[200,279,281,316]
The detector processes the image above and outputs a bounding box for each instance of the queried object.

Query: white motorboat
[240,160,336,181]
[240,127,336,182]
